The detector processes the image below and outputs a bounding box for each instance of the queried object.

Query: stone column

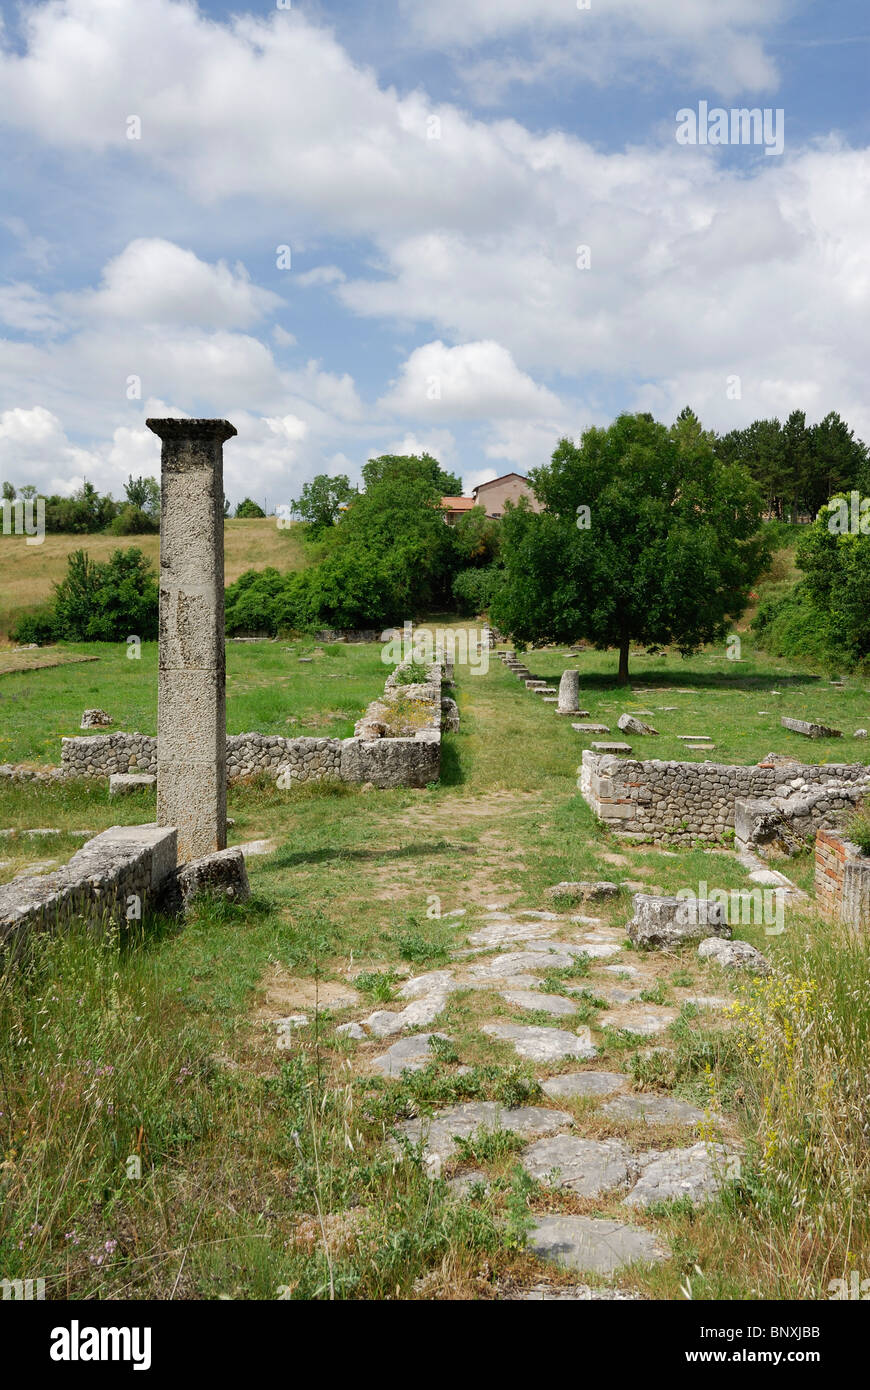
[557,669,580,714]
[147,418,236,862]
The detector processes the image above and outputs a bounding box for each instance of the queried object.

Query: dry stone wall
[581,751,870,845]
[34,659,448,791]
[0,825,177,952]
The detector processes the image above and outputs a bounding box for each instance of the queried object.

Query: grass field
[0,636,390,767]
[1,624,868,1300]
[0,518,308,638]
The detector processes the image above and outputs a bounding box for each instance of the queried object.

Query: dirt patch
[253,963,360,1020]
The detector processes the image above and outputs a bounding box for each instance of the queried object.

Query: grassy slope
[1,626,867,1298]
[0,518,308,638]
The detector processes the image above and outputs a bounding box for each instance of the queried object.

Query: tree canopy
[489,411,769,683]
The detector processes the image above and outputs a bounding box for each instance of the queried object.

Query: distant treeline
[716,410,868,521]
[1,477,270,533]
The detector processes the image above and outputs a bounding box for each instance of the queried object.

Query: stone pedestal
[557,669,580,714]
[147,418,236,862]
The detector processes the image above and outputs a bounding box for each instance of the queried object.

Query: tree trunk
[617,635,630,686]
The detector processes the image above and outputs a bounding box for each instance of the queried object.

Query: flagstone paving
[303,887,754,1291]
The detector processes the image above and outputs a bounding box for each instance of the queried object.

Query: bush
[452,565,503,615]
[9,609,59,645]
[235,498,266,518]
[10,548,159,644]
[108,504,159,535]
[848,801,870,856]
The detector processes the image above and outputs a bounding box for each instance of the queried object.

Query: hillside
[0,518,309,640]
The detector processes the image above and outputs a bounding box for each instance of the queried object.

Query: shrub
[452,564,503,615]
[10,547,159,644]
[108,504,159,535]
[235,498,266,518]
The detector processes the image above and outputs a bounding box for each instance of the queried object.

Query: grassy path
[1,635,867,1299]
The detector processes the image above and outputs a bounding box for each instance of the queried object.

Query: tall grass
[727,926,870,1296]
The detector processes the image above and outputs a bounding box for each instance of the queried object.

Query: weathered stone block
[627,893,730,949]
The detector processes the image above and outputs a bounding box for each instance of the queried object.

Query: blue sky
[0,0,868,508]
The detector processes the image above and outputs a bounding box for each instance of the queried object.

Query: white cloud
[402,0,789,97]
[380,340,564,420]
[67,238,282,328]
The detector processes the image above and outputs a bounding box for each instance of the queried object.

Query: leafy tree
[235,497,266,518]
[291,473,356,532]
[363,452,462,497]
[490,411,769,684]
[124,475,160,519]
[1,481,15,501]
[452,506,500,567]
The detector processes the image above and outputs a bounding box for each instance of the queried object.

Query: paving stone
[445,1170,489,1198]
[604,1006,677,1036]
[572,723,611,734]
[602,963,642,977]
[541,1071,628,1100]
[466,920,558,947]
[482,1022,597,1062]
[392,1101,573,1166]
[625,1143,735,1208]
[528,1214,669,1275]
[677,735,713,742]
[521,1135,633,1196]
[517,910,561,920]
[363,993,451,1037]
[466,947,590,980]
[397,970,457,1000]
[510,1283,642,1301]
[236,838,276,857]
[590,742,632,754]
[698,937,771,974]
[602,1094,704,1126]
[547,880,620,905]
[599,985,642,1005]
[371,1032,452,1077]
[500,989,579,1017]
[336,1021,366,1040]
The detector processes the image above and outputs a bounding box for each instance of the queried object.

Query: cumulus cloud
[66,238,282,328]
[380,340,565,420]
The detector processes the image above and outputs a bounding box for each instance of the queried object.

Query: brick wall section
[815,829,870,930]
[581,751,870,845]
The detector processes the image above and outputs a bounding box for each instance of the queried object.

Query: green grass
[0,637,391,765]
[1,621,868,1299]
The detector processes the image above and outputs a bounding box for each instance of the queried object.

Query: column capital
[147,417,237,444]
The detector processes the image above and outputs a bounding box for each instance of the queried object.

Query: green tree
[124,475,160,519]
[291,473,356,532]
[363,452,462,497]
[235,497,266,518]
[2,481,16,501]
[490,411,769,684]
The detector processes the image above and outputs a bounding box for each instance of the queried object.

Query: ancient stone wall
[0,825,177,951]
[581,751,870,845]
[47,660,448,790]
